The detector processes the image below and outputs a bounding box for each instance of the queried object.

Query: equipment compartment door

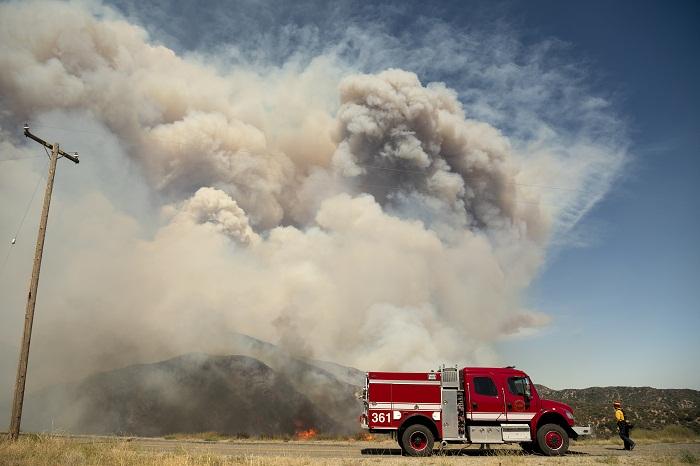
[441,389,459,438]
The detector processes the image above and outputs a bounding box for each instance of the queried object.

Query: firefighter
[613,400,635,450]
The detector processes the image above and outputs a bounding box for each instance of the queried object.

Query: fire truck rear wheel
[536,423,569,456]
[401,424,434,456]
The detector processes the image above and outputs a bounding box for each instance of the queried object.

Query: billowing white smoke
[170,188,259,245]
[0,0,623,391]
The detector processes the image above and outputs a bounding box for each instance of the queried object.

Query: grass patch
[633,425,699,443]
[680,449,699,464]
[579,425,700,445]
[1,435,311,465]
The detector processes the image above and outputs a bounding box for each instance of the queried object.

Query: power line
[0,162,47,279]
[12,165,46,243]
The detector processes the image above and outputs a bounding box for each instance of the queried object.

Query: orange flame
[296,428,317,440]
[359,432,375,441]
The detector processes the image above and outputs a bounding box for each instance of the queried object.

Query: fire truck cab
[360,366,590,456]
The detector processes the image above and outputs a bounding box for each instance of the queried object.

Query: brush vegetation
[537,385,700,436]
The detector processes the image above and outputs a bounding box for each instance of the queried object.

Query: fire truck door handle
[507,403,512,409]
[471,402,478,409]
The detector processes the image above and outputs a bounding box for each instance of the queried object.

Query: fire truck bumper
[572,426,592,437]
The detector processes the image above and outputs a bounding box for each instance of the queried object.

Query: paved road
[126,438,700,459]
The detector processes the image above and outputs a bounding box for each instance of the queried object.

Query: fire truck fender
[397,413,441,443]
[531,410,575,440]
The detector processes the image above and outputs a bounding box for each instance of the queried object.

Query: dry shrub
[680,450,699,465]
[0,435,229,466]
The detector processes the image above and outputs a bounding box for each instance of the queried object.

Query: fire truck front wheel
[536,423,569,456]
[400,424,434,456]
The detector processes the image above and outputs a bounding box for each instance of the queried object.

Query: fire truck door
[464,373,506,421]
[503,375,537,422]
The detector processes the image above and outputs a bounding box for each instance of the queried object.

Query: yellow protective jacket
[615,408,624,422]
[615,408,626,425]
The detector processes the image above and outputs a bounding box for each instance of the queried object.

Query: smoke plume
[0,0,625,416]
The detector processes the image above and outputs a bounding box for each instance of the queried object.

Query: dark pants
[618,422,635,450]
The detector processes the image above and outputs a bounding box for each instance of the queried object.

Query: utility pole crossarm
[23,126,79,164]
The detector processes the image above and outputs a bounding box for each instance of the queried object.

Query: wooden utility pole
[8,125,79,440]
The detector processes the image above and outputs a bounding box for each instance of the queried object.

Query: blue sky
[499,0,700,388]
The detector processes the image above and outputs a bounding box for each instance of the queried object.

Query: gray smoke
[332,68,545,239]
[0,0,625,420]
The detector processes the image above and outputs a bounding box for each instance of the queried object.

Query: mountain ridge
[536,384,700,435]
[21,353,356,436]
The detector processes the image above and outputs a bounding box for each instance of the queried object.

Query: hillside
[537,385,700,436]
[22,354,360,437]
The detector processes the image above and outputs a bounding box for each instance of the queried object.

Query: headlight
[565,410,574,420]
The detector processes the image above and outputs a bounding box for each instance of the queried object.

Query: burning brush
[295,428,318,440]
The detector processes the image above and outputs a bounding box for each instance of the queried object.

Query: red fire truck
[360,366,590,456]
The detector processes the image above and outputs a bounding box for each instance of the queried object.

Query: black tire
[400,424,434,457]
[520,441,541,454]
[536,423,569,456]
